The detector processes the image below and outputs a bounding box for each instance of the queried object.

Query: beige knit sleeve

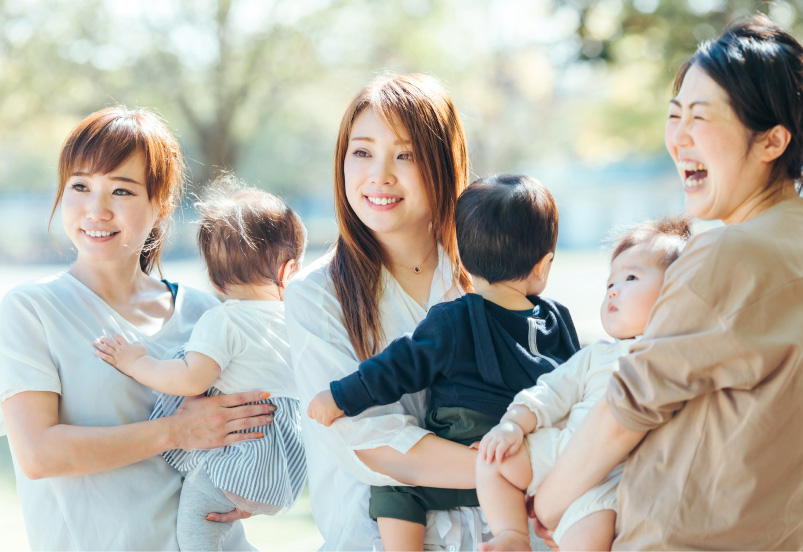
[605,228,794,432]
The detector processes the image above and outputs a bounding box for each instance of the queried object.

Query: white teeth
[85,230,114,237]
[684,177,706,188]
[677,161,707,172]
[367,196,400,205]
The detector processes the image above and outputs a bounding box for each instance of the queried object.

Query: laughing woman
[534,15,803,550]
[0,107,273,551]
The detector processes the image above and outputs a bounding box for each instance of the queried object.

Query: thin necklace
[392,241,438,274]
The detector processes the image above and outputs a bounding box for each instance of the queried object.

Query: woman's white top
[285,249,491,551]
[0,273,252,551]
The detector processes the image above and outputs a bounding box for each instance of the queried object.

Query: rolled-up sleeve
[285,270,432,487]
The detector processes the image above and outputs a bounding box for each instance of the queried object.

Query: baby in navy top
[308,173,580,551]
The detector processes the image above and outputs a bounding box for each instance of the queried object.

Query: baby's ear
[532,251,554,281]
[277,259,298,288]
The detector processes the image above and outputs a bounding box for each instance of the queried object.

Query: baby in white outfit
[476,215,693,552]
[94,176,308,551]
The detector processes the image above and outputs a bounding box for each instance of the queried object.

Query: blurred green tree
[0,0,797,194]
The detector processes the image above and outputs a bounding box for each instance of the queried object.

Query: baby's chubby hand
[479,420,525,464]
[93,333,147,376]
[307,390,345,427]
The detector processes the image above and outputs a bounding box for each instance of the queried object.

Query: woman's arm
[356,433,477,489]
[1,389,274,479]
[286,272,469,488]
[533,398,645,529]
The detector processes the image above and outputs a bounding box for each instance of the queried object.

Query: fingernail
[205,516,214,521]
[260,392,270,399]
[256,432,264,438]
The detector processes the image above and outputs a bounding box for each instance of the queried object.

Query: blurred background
[1,0,800,548]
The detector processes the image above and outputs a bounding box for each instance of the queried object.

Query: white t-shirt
[285,250,491,551]
[185,299,298,398]
[0,273,252,551]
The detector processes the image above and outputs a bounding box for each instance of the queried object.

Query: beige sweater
[607,197,803,550]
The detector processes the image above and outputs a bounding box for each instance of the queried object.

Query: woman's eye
[352,149,369,158]
[626,274,637,281]
[398,152,414,162]
[113,188,133,196]
[70,183,88,192]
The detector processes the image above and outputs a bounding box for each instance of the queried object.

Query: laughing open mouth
[679,161,708,185]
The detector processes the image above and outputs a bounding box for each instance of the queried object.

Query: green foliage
[1,0,801,195]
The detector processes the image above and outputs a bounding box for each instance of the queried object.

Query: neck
[472,277,536,310]
[69,256,151,304]
[223,282,284,302]
[724,179,798,225]
[376,229,438,272]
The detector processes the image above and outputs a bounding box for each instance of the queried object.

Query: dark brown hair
[611,215,694,268]
[331,74,471,361]
[197,174,306,292]
[674,14,803,194]
[456,174,558,284]
[53,105,184,274]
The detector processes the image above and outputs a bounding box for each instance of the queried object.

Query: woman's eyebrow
[70,170,144,186]
[670,99,711,108]
[350,136,412,145]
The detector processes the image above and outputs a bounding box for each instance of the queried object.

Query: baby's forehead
[611,242,668,271]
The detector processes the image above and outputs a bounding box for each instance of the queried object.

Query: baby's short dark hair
[611,215,694,268]
[197,175,307,292]
[456,174,558,284]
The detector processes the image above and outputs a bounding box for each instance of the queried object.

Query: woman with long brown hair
[285,74,489,549]
[0,106,274,550]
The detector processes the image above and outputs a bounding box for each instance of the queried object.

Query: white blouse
[0,273,252,551]
[285,249,491,551]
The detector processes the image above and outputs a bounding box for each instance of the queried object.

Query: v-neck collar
[63,272,181,339]
[382,245,454,313]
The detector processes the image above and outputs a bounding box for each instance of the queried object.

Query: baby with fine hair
[94,175,308,551]
[476,215,693,552]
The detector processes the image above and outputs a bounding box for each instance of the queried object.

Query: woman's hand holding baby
[94,334,146,376]
[308,390,345,426]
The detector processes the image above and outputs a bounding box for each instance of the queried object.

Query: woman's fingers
[531,513,559,551]
[216,390,271,408]
[224,412,275,435]
[206,507,253,523]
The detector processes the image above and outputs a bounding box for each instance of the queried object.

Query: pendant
[413,266,422,274]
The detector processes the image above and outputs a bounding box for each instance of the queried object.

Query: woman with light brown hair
[285,74,490,549]
[0,106,273,550]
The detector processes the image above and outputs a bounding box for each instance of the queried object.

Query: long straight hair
[331,74,472,361]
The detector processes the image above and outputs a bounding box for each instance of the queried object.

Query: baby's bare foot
[478,530,531,551]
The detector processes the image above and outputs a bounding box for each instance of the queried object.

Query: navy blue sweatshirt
[331,293,581,421]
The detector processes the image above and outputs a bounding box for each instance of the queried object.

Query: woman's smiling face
[343,108,431,245]
[665,64,774,225]
[61,150,160,267]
